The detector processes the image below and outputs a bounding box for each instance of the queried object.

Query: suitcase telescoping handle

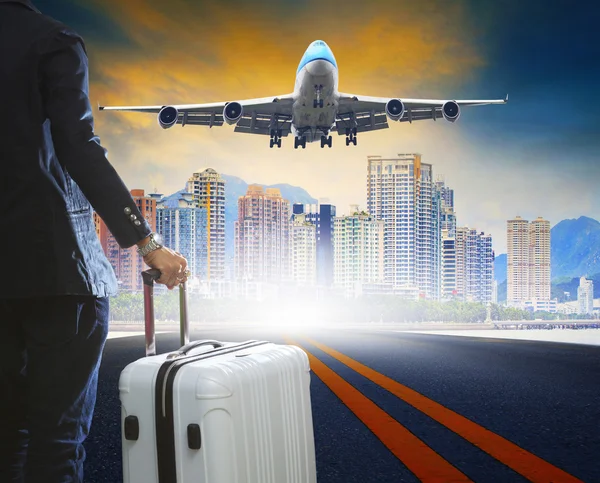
[142,268,190,357]
[141,269,225,358]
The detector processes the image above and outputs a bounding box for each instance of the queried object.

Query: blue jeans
[0,296,109,483]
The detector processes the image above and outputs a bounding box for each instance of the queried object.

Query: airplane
[99,40,508,149]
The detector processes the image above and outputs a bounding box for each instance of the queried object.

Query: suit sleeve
[38,28,152,249]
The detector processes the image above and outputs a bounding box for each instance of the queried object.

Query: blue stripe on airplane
[297,41,338,73]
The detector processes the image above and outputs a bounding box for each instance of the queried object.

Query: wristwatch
[137,232,163,257]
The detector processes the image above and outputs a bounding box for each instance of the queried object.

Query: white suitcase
[119,269,317,483]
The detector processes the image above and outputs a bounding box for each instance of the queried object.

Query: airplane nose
[306,59,333,76]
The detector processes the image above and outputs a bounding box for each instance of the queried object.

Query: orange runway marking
[285,338,473,483]
[306,338,584,483]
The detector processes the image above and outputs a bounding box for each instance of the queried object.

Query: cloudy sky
[35,0,599,253]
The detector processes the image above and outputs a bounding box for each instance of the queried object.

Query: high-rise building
[577,276,594,315]
[186,168,226,281]
[507,216,551,306]
[479,232,495,303]
[466,229,481,302]
[333,207,385,294]
[94,189,157,291]
[507,216,530,305]
[366,154,441,299]
[436,177,457,237]
[290,213,317,286]
[453,227,494,303]
[529,217,551,300]
[234,185,291,282]
[155,191,208,280]
[292,202,336,287]
[454,227,466,299]
[436,178,454,209]
[441,229,457,299]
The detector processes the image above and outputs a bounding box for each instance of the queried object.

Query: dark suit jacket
[0,0,152,298]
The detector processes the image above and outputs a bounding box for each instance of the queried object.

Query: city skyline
[33,0,599,254]
[95,163,495,303]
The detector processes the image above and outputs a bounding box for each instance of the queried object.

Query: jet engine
[158,106,178,129]
[223,101,244,125]
[385,99,405,121]
[442,101,460,122]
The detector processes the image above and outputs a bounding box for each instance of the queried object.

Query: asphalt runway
[83,328,600,482]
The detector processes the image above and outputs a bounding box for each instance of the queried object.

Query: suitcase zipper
[155,340,270,483]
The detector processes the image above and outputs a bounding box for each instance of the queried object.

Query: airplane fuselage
[290,41,340,143]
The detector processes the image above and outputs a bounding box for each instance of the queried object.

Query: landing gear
[320,135,332,148]
[269,129,282,148]
[313,84,324,108]
[294,136,307,149]
[345,127,357,146]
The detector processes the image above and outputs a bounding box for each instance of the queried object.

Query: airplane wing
[99,94,296,136]
[334,93,508,135]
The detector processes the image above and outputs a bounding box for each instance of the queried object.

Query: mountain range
[549,216,600,279]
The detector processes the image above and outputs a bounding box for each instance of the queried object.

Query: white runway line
[107,331,175,340]
[401,329,600,346]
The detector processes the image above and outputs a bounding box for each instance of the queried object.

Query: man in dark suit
[0,1,190,481]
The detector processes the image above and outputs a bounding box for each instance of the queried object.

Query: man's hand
[140,244,189,290]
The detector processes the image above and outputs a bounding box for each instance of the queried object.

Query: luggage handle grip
[142,268,189,357]
[142,268,162,285]
[167,340,225,359]
[181,340,224,355]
